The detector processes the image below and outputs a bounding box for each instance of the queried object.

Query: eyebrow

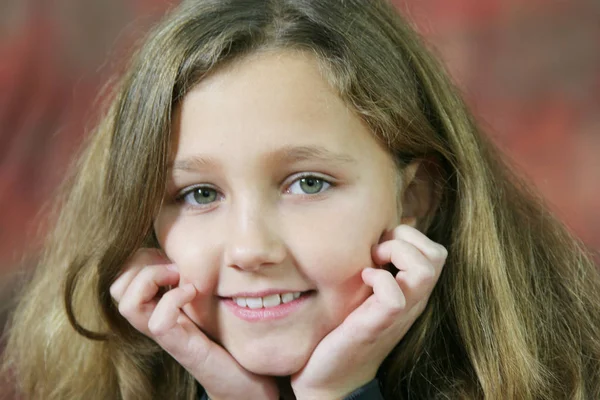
[272,145,357,165]
[168,145,357,172]
[169,155,218,172]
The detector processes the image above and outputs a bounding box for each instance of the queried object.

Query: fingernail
[166,263,178,272]
[363,267,376,276]
[182,283,196,293]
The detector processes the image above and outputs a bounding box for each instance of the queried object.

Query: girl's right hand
[109,248,279,400]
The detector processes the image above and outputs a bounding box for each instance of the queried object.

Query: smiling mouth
[221,291,314,321]
[222,290,314,309]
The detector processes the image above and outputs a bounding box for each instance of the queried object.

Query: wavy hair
[3,0,600,398]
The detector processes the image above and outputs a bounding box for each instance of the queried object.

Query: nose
[223,203,286,272]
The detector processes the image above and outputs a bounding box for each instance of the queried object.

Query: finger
[334,269,406,337]
[389,225,448,265]
[372,238,430,271]
[147,286,248,380]
[110,248,172,301]
[117,265,180,333]
[373,240,438,302]
[110,264,144,302]
[148,283,197,336]
[361,268,405,309]
[148,285,219,371]
[121,265,179,306]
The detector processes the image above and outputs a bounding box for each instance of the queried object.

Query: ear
[399,157,442,232]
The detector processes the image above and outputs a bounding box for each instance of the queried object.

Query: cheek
[155,217,222,337]
[288,200,393,304]
[155,215,220,295]
[293,195,396,282]
[296,231,373,332]
[297,233,372,285]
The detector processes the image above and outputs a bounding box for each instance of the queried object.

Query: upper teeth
[233,292,302,309]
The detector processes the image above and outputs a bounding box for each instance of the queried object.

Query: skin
[110,51,447,399]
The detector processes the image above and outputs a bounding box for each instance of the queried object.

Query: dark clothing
[342,379,384,400]
[198,379,384,399]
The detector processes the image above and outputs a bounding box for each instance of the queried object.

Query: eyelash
[175,173,334,209]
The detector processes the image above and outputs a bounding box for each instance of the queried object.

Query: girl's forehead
[179,50,345,118]
[171,51,364,154]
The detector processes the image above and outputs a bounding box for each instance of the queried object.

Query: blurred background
[0,0,599,396]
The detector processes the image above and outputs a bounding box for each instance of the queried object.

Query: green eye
[194,188,217,203]
[181,187,218,205]
[300,177,323,194]
[288,176,331,195]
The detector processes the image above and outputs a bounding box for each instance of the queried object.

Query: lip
[221,291,313,322]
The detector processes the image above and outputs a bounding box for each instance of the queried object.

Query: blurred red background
[0,0,599,394]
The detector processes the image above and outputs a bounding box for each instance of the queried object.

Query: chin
[229,342,311,376]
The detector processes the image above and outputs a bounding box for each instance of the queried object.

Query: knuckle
[159,289,179,308]
[136,265,158,280]
[387,302,406,316]
[109,284,119,300]
[382,292,407,315]
[420,267,438,285]
[117,300,136,319]
[438,244,449,258]
[147,317,167,337]
[431,244,448,262]
[408,268,436,291]
[374,317,396,333]
[374,302,407,332]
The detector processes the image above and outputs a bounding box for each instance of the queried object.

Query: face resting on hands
[154,50,416,376]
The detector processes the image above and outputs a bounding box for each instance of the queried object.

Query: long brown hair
[3,1,599,398]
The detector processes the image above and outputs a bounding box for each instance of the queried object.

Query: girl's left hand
[290,224,447,400]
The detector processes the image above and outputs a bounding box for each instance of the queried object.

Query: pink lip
[222,292,312,322]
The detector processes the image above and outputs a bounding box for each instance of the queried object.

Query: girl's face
[154,51,405,375]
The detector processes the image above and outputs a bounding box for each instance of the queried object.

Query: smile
[222,291,313,322]
[232,292,302,309]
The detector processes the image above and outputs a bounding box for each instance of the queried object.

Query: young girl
[3,0,600,399]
